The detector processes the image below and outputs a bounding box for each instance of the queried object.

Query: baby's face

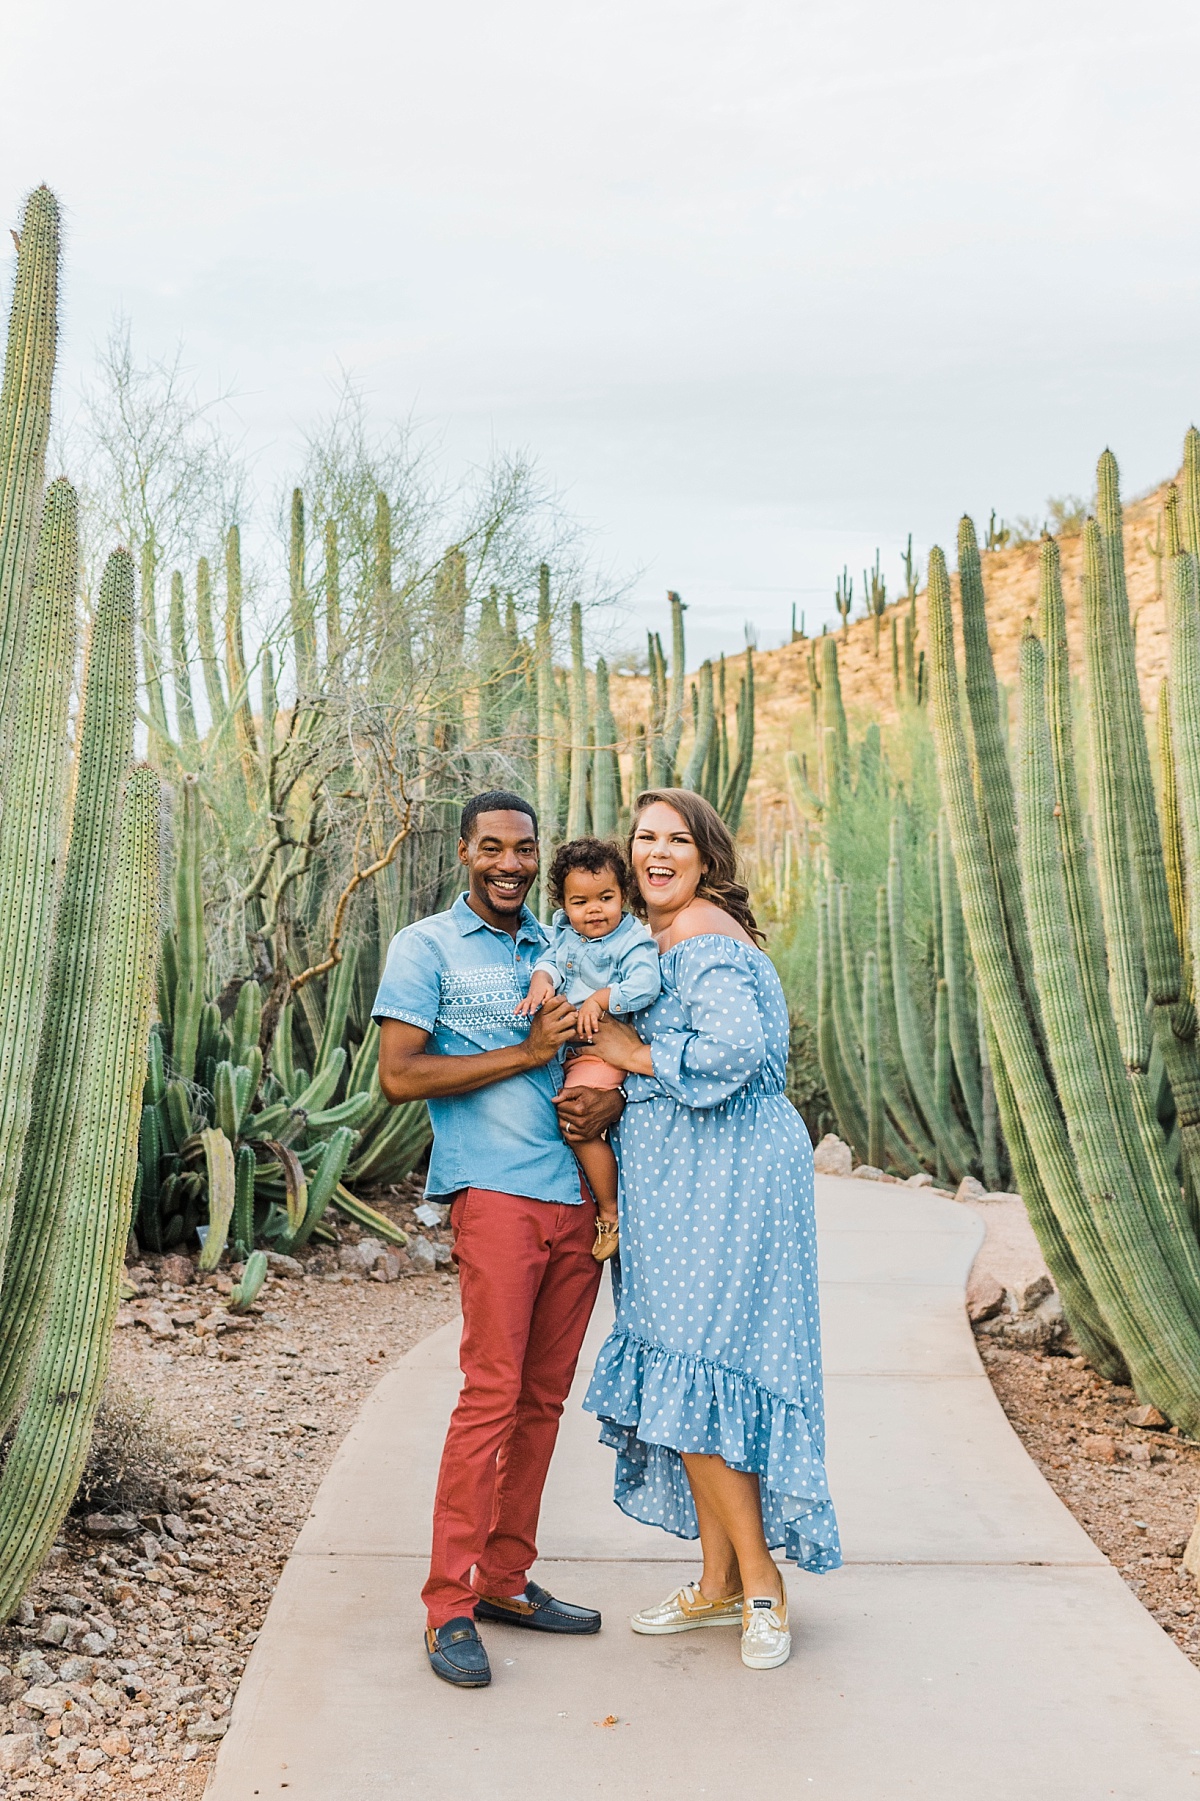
[562,867,624,939]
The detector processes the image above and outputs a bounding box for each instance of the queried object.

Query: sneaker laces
[742,1597,785,1646]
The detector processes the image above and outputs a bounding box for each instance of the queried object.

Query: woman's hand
[588,1015,654,1076]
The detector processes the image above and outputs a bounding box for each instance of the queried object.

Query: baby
[516,837,661,1261]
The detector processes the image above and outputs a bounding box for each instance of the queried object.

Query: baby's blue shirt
[532,910,661,1014]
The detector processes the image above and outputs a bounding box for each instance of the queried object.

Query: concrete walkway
[207,1178,1200,1800]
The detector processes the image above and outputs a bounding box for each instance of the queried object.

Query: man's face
[459,809,539,921]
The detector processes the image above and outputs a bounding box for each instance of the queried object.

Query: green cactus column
[194,555,227,731]
[862,949,884,1169]
[719,649,755,834]
[325,519,343,671]
[0,548,136,1428]
[289,487,316,692]
[1017,629,1200,1427]
[0,189,58,731]
[139,535,170,766]
[938,812,983,1143]
[0,479,78,1281]
[535,564,555,918]
[662,592,686,780]
[0,766,159,1618]
[224,525,258,792]
[168,569,198,761]
[567,601,591,838]
[874,885,936,1165]
[592,657,621,837]
[926,543,1123,1376]
[171,776,205,1083]
[816,886,867,1158]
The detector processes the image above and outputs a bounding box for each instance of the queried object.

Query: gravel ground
[0,1188,460,1801]
[962,1192,1200,1671]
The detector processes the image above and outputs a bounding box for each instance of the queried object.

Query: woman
[583,789,840,1671]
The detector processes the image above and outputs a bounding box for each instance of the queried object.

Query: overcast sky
[3,0,1200,663]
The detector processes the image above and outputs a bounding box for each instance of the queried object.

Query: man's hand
[551,1084,625,1145]
[523,993,579,1066]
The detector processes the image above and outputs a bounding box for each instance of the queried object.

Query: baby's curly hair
[548,837,631,910]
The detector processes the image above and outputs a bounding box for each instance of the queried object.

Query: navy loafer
[475,1580,601,1635]
[426,1616,491,1687]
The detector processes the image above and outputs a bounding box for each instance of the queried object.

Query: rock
[1083,1435,1117,1463]
[966,1276,1006,1324]
[406,1237,437,1274]
[130,1763,156,1781]
[79,1631,112,1657]
[21,1684,66,1716]
[338,1238,387,1275]
[1128,1404,1168,1430]
[433,1242,453,1267]
[77,1746,107,1772]
[1128,1442,1152,1465]
[265,1252,304,1278]
[49,1593,83,1617]
[83,1513,138,1540]
[0,1674,24,1705]
[36,1614,70,1647]
[187,1714,229,1741]
[163,1513,191,1541]
[812,1134,853,1177]
[15,1653,56,1685]
[954,1176,987,1202]
[159,1254,194,1287]
[13,1600,34,1626]
[1008,1292,1064,1350]
[0,1732,37,1774]
[414,1201,448,1228]
[851,1165,884,1181]
[99,1730,131,1758]
[56,1659,92,1685]
[372,1250,403,1283]
[1017,1275,1053,1314]
[905,1172,934,1188]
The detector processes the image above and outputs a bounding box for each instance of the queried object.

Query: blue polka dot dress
[583,935,842,1574]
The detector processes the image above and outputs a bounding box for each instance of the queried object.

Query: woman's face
[631,801,705,913]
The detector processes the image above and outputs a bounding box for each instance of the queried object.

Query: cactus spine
[0,768,159,1617]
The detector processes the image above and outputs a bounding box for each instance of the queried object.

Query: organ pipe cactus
[0,547,137,1429]
[938,812,983,1143]
[926,542,1124,1376]
[862,949,884,1169]
[535,563,554,917]
[592,657,621,836]
[567,601,590,838]
[0,767,160,1619]
[0,477,78,1282]
[0,189,58,724]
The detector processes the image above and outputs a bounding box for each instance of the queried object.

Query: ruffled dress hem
[583,1327,842,1575]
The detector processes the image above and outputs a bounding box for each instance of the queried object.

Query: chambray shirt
[371,893,584,1207]
[532,910,661,1015]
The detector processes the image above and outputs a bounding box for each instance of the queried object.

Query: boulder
[954,1176,987,1203]
[1127,1404,1168,1430]
[851,1165,884,1181]
[966,1276,1006,1324]
[905,1172,934,1188]
[1017,1275,1053,1314]
[406,1237,438,1274]
[265,1252,303,1278]
[812,1134,853,1178]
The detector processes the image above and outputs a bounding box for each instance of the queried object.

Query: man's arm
[551,1084,625,1144]
[379,995,579,1103]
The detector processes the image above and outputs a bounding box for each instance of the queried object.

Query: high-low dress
[583,934,841,1573]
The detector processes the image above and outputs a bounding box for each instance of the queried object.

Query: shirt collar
[452,891,542,944]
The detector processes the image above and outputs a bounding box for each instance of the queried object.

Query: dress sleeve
[648,938,767,1108]
[371,928,442,1032]
[608,936,662,1015]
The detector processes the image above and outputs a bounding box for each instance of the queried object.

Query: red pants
[422,1186,602,1628]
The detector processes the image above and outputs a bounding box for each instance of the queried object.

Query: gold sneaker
[630,1582,745,1635]
[740,1584,791,1669]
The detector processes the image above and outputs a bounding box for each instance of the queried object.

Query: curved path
[206,1177,1200,1799]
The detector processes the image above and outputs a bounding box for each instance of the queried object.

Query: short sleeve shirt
[371,893,584,1206]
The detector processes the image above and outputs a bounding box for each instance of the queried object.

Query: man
[374,790,625,1689]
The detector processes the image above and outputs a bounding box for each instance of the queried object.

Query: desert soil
[0,1187,460,1801]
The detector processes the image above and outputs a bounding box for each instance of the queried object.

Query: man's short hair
[459,790,539,844]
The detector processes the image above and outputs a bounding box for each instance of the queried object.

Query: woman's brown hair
[627,788,765,945]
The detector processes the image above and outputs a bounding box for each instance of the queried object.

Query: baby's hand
[516,972,555,1017]
[576,995,606,1040]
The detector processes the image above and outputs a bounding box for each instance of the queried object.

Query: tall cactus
[194,555,226,728]
[171,777,205,1082]
[0,479,78,1281]
[938,812,983,1143]
[0,768,159,1617]
[535,564,555,916]
[1017,630,1200,1429]
[662,592,686,778]
[862,949,884,1168]
[0,189,58,728]
[0,549,136,1428]
[290,487,316,691]
[926,543,1123,1375]
[567,601,590,838]
[139,535,170,764]
[224,524,258,791]
[168,569,198,760]
[592,657,621,837]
